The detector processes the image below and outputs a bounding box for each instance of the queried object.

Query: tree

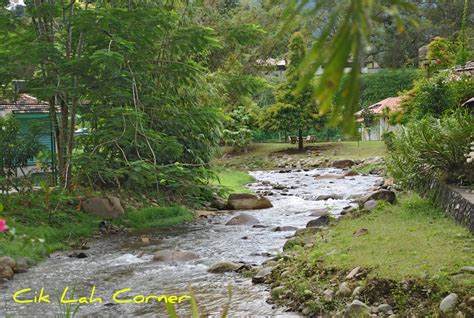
[262,32,318,151]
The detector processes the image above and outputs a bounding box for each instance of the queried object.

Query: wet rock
[332,159,355,169]
[68,252,88,258]
[252,267,272,284]
[272,184,287,190]
[324,288,334,301]
[315,194,342,200]
[337,282,352,297]
[0,264,14,280]
[346,267,361,280]
[153,249,199,262]
[310,208,329,217]
[208,261,241,273]
[252,224,268,228]
[272,226,298,232]
[306,215,330,228]
[366,189,396,204]
[344,300,371,318]
[225,213,260,226]
[241,236,249,240]
[0,256,16,270]
[353,228,369,237]
[82,196,124,219]
[227,193,273,210]
[440,293,458,313]
[195,210,216,218]
[364,200,378,210]
[344,170,359,177]
[376,304,393,314]
[15,257,33,273]
[314,174,344,180]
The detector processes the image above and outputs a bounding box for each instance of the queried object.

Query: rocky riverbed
[0,168,383,317]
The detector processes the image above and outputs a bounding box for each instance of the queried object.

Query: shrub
[382,131,395,151]
[387,111,473,187]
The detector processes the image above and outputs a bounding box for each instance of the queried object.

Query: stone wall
[428,181,474,234]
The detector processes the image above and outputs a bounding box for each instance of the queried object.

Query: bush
[387,111,473,187]
[382,131,395,151]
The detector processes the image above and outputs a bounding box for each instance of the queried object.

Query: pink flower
[0,219,7,232]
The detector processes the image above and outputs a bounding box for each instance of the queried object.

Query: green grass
[117,206,194,230]
[311,193,474,283]
[216,141,386,170]
[212,167,255,194]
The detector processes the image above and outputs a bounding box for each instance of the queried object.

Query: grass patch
[117,206,193,230]
[212,167,255,195]
[216,141,386,170]
[351,162,384,175]
[0,192,195,261]
[311,193,473,284]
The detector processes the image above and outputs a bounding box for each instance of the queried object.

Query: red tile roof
[355,96,403,122]
[0,94,49,116]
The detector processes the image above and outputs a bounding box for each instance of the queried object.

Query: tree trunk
[298,129,303,151]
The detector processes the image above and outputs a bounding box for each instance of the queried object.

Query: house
[0,94,54,169]
[355,96,403,141]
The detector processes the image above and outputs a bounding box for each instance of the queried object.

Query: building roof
[0,94,49,117]
[354,96,403,122]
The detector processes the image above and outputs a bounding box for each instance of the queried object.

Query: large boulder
[0,263,14,280]
[153,249,199,262]
[227,193,273,210]
[332,159,355,169]
[208,261,241,273]
[225,213,260,226]
[82,196,124,219]
[0,256,16,270]
[210,194,227,210]
[366,189,396,204]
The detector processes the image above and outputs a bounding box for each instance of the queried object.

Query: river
[1,168,382,317]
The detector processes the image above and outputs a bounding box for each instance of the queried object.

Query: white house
[354,96,403,141]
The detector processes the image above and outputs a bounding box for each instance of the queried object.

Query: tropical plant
[387,111,474,188]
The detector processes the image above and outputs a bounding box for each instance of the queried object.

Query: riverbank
[268,193,474,316]
[0,191,193,265]
[215,141,387,170]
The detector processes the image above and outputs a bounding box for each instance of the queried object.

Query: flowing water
[1,168,382,317]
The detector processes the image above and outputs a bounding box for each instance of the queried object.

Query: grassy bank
[212,167,255,195]
[0,192,193,262]
[269,193,474,316]
[216,141,386,170]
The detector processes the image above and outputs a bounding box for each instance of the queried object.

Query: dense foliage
[388,111,473,187]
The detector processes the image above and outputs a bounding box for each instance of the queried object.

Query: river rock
[344,300,371,317]
[310,208,329,217]
[460,266,474,274]
[376,304,393,313]
[252,267,272,284]
[366,189,396,204]
[346,267,361,280]
[323,289,334,301]
[0,264,14,280]
[440,293,458,313]
[0,256,16,270]
[337,282,352,297]
[82,196,124,219]
[153,249,199,262]
[316,194,343,201]
[344,170,359,177]
[306,215,330,228]
[272,226,298,232]
[225,213,260,226]
[15,257,34,273]
[352,286,363,297]
[210,194,227,210]
[364,200,378,210]
[227,193,273,210]
[332,159,355,169]
[208,261,241,273]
